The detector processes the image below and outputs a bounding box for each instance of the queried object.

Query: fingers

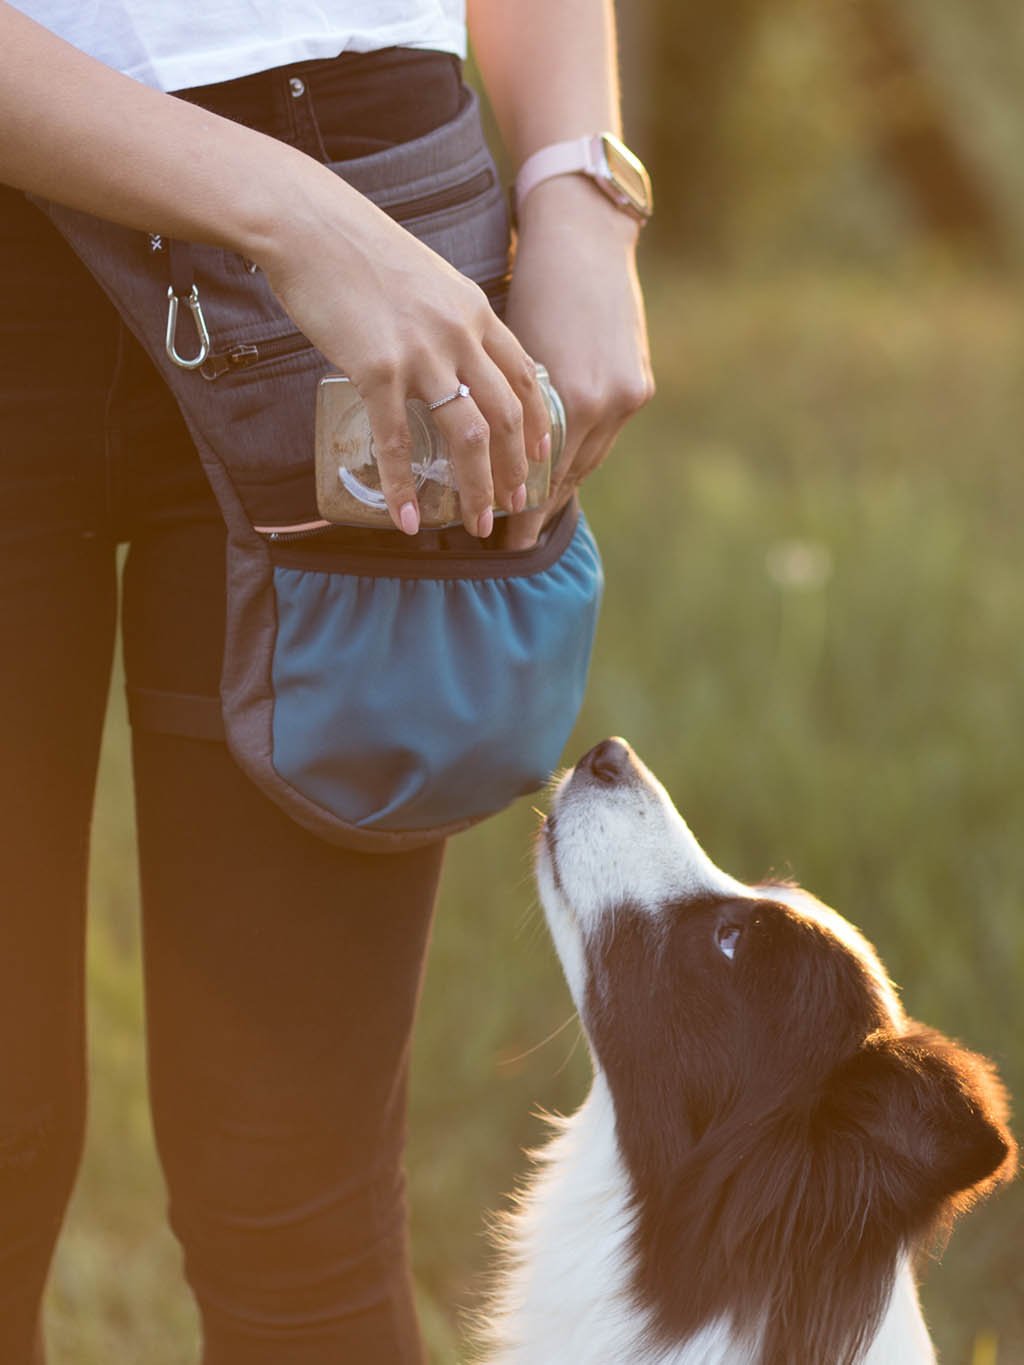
[429,314,553,537]
[349,290,654,539]
[549,361,655,500]
[361,367,528,539]
[502,506,547,552]
[417,347,534,536]
[359,375,422,535]
[504,364,655,550]
[503,415,610,553]
[353,321,541,536]
[423,385,495,537]
[450,361,532,518]
[358,357,650,539]
[482,323,552,466]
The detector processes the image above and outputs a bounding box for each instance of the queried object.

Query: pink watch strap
[514,136,605,214]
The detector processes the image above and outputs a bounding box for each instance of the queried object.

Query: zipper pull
[200,343,259,381]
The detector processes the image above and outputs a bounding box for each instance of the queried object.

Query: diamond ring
[426,382,471,411]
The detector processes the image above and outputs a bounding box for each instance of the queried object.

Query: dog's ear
[643,1029,1013,1365]
[821,1025,1016,1231]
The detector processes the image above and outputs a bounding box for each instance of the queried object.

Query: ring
[426,382,471,411]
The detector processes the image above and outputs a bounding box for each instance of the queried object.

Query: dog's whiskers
[496,1012,579,1069]
[551,1020,584,1080]
[512,894,546,942]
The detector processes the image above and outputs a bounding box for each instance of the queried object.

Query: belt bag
[32,88,603,851]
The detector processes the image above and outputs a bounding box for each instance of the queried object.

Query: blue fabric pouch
[31,88,603,850]
[268,503,601,836]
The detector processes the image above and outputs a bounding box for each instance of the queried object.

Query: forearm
[467,0,636,244]
[0,2,368,270]
[469,0,652,549]
[467,0,621,162]
[0,3,563,539]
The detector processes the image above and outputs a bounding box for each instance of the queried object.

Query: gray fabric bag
[30,87,603,851]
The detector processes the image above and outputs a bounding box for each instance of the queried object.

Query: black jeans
[0,49,462,1365]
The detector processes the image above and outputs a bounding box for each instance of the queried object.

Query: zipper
[201,330,311,381]
[202,266,509,384]
[385,167,494,224]
[199,169,497,382]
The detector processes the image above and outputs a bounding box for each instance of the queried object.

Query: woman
[0,1,652,1360]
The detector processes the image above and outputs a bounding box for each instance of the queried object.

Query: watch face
[600,134,653,219]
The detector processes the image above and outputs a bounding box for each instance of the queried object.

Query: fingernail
[477,508,494,539]
[511,482,528,514]
[535,431,552,463]
[399,501,419,535]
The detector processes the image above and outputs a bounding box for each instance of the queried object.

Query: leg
[0,530,114,1363]
[124,521,442,1364]
[0,186,120,1362]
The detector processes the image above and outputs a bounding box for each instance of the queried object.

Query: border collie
[478,738,1016,1365]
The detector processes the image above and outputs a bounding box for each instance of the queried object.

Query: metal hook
[165,284,211,369]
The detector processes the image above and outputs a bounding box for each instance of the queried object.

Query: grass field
[48,263,1024,1364]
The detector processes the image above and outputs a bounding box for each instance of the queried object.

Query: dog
[477,738,1016,1365]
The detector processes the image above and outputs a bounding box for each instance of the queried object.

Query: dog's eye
[716,924,742,960]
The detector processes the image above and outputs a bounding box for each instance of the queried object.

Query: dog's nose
[580,737,632,784]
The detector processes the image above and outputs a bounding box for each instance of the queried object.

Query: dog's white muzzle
[535,738,750,1007]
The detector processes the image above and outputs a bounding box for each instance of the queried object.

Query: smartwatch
[514,132,653,225]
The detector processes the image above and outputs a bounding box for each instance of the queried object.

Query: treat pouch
[31,88,603,850]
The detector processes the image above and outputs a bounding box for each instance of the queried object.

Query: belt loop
[283,68,330,163]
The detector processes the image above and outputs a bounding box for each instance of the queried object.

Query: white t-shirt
[11,2,467,92]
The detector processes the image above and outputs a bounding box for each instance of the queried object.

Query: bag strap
[154,235,212,370]
[168,237,195,300]
[128,686,226,742]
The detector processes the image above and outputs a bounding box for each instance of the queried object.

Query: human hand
[260,181,552,536]
[500,175,655,549]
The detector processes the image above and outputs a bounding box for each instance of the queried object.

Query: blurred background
[47,1,1023,1361]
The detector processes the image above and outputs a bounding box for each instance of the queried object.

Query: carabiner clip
[165,283,211,370]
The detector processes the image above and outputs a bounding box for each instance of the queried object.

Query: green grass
[51,263,1024,1364]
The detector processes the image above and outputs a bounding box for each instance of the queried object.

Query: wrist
[515,174,642,250]
[237,142,378,281]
